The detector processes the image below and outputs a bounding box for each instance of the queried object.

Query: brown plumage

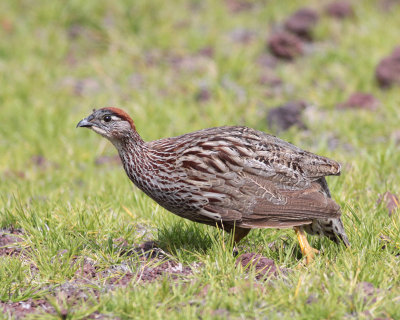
[77,107,349,261]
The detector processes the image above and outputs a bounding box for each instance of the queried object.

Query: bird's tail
[329,217,350,247]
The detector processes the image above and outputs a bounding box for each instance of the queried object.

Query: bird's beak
[76,118,93,128]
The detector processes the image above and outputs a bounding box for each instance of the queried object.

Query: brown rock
[338,92,380,110]
[325,1,354,19]
[267,32,303,60]
[284,8,319,41]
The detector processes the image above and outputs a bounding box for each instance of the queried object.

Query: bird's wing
[171,127,341,224]
[200,172,341,225]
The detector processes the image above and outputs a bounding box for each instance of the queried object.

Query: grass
[1,0,400,318]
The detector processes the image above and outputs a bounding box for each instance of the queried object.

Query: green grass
[1,0,400,319]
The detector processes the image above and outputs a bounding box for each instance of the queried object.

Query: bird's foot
[303,247,319,265]
[294,226,320,265]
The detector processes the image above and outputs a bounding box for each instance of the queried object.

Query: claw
[294,226,319,264]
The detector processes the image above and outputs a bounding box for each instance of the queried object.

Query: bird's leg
[234,227,251,244]
[294,226,319,264]
[231,227,250,256]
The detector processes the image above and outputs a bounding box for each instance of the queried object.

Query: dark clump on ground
[0,228,23,257]
[325,1,354,19]
[267,101,307,132]
[95,155,121,166]
[1,237,198,319]
[236,253,283,279]
[195,85,212,103]
[267,32,303,60]
[355,282,380,304]
[375,47,400,88]
[284,8,319,41]
[337,92,380,110]
[136,259,194,282]
[224,0,253,13]
[378,0,400,12]
[377,191,399,216]
[256,53,278,69]
[1,299,54,320]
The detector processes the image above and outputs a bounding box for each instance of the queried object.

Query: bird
[77,107,350,263]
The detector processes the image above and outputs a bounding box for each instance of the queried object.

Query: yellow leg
[294,226,319,265]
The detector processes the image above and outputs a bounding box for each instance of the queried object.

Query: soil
[376,47,400,88]
[377,192,399,216]
[284,8,319,41]
[337,92,380,110]
[325,1,354,19]
[267,32,303,60]
[0,228,23,257]
[236,253,285,280]
[266,101,308,132]
[1,230,285,319]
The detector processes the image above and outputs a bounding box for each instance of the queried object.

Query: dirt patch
[377,192,399,216]
[267,101,307,132]
[0,228,24,257]
[195,83,212,103]
[229,28,255,44]
[1,237,286,318]
[59,76,102,96]
[224,0,253,13]
[236,253,285,279]
[267,32,303,60]
[95,155,121,166]
[392,130,400,145]
[135,259,194,282]
[355,282,380,304]
[325,1,354,19]
[1,299,53,320]
[378,0,399,12]
[256,53,278,69]
[284,8,319,41]
[376,47,400,89]
[337,92,380,110]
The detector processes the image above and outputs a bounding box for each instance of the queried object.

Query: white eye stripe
[111,116,120,121]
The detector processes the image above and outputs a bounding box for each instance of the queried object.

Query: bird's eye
[103,115,112,122]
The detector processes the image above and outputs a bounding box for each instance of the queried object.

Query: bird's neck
[113,131,151,184]
[110,130,145,154]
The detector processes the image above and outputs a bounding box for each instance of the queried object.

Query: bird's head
[77,107,137,146]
